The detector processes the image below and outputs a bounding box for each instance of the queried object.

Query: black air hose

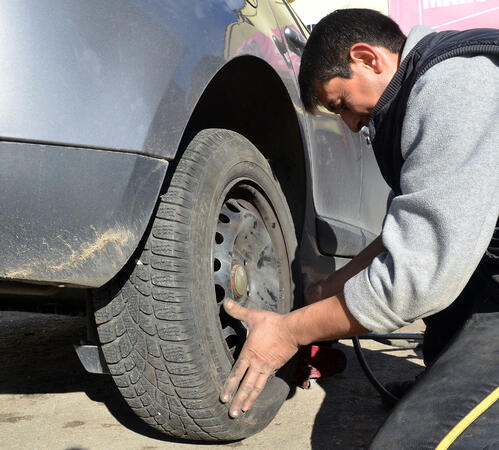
[352,336,400,405]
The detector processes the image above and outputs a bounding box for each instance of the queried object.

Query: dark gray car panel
[0,0,389,288]
[1,0,183,154]
[0,142,167,287]
[0,0,290,160]
[0,0,303,287]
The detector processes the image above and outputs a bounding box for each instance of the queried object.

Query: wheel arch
[178,56,307,242]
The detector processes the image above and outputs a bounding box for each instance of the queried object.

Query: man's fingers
[241,371,270,413]
[227,367,260,418]
[223,298,249,322]
[220,357,249,403]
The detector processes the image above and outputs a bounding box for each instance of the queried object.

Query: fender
[0,0,302,160]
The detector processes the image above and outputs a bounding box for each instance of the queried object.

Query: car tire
[93,128,300,441]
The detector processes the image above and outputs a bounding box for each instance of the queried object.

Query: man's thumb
[223,298,247,321]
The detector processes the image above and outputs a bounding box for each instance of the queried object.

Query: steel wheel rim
[212,182,289,360]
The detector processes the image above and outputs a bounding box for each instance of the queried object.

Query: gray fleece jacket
[344,26,499,334]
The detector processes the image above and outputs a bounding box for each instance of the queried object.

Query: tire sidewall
[186,130,297,433]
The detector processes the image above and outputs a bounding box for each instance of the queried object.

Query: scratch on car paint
[2,227,133,280]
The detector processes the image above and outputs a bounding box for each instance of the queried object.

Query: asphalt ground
[0,310,424,450]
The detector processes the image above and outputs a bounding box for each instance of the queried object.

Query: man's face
[314,44,398,132]
[315,64,382,133]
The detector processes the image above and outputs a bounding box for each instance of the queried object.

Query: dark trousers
[370,263,499,449]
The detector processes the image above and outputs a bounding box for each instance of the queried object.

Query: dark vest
[369,28,499,266]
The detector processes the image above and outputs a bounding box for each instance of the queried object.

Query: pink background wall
[389,0,499,34]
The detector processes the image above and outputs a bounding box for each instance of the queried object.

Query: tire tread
[94,129,296,441]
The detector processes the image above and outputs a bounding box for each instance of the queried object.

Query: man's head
[299,9,406,132]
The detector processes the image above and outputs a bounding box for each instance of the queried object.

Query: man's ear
[349,43,382,74]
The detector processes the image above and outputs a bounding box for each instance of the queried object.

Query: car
[0,0,389,442]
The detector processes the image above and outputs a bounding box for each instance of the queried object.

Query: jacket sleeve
[344,55,499,333]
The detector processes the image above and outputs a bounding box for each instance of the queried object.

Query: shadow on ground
[0,310,225,446]
[0,311,423,449]
[309,340,423,450]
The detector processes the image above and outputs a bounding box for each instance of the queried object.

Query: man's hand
[220,299,299,418]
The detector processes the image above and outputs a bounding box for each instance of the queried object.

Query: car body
[0,0,390,440]
[0,0,388,289]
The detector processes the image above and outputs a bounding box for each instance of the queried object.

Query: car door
[270,0,374,257]
[359,127,391,237]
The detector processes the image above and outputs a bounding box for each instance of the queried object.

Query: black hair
[298,9,406,112]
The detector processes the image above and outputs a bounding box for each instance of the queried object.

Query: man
[220,9,499,448]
